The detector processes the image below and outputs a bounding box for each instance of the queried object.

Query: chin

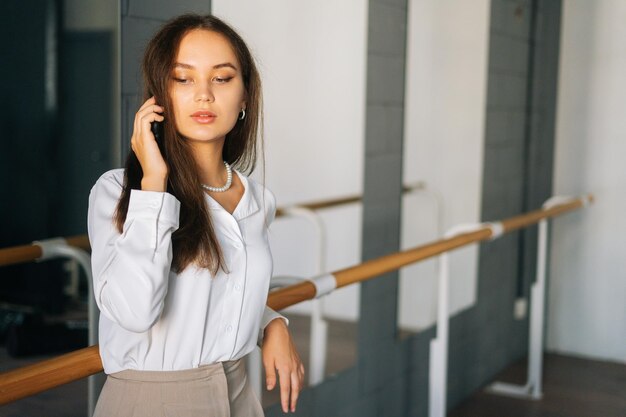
[183,132,226,143]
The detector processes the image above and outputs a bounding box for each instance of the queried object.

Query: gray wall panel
[365,105,405,156]
[368,2,408,56]
[490,0,532,40]
[121,16,162,95]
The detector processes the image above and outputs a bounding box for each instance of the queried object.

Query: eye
[173,77,190,84]
[213,76,233,84]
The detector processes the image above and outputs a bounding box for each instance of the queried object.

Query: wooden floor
[1,314,625,417]
[449,353,626,417]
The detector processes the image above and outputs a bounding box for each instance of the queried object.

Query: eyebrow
[174,62,238,70]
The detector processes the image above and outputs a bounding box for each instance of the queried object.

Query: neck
[189,138,227,186]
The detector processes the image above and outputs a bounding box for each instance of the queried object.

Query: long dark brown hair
[113,14,263,274]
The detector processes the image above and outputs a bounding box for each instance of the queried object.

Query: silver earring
[239,109,246,120]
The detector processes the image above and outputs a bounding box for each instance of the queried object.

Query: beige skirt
[93,358,264,417]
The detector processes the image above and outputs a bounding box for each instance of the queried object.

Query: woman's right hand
[131,96,168,192]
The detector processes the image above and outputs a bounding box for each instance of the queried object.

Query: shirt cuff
[257,307,289,346]
[127,189,180,227]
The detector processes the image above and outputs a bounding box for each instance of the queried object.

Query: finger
[137,96,157,112]
[132,112,164,157]
[139,113,165,138]
[140,112,164,126]
[135,99,164,128]
[132,106,156,145]
[134,97,158,128]
[278,368,291,413]
[290,372,301,412]
[137,104,165,122]
[135,101,157,131]
[264,360,277,391]
[298,366,305,388]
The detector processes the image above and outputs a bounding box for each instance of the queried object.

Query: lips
[191,110,216,124]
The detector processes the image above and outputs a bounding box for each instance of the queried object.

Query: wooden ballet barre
[0,346,102,405]
[275,182,424,216]
[0,184,425,268]
[268,194,593,310]
[0,235,91,267]
[0,194,592,405]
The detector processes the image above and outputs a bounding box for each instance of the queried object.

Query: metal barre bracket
[482,221,504,240]
[32,238,68,261]
[308,273,337,298]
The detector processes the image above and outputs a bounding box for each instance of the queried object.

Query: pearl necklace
[201,161,233,193]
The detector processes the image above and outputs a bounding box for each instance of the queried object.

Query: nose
[195,82,214,102]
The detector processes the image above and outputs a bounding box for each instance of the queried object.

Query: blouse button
[226,325,233,332]
[234,284,242,291]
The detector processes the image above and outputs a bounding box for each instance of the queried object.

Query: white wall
[399,0,490,330]
[548,0,626,363]
[212,0,368,320]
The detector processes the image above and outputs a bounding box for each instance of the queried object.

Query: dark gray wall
[519,0,563,301]
[357,0,409,413]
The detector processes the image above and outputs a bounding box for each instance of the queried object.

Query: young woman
[88,14,304,416]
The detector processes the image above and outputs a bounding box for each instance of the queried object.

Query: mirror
[0,0,118,414]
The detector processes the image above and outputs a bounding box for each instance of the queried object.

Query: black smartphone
[151,120,164,144]
[150,120,167,162]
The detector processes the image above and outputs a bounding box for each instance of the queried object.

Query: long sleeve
[88,171,180,333]
[92,169,288,373]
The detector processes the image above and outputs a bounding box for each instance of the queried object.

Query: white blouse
[88,168,285,374]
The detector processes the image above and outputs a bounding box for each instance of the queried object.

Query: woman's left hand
[261,318,305,413]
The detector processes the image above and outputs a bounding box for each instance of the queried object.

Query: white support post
[487,195,584,399]
[529,218,547,398]
[429,223,497,417]
[429,251,450,417]
[486,219,549,399]
[309,299,328,385]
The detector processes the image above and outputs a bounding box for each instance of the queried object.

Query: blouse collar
[204,169,259,220]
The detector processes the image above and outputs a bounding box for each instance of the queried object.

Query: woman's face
[169,29,246,144]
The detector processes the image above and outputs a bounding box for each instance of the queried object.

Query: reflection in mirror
[0,0,118,414]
